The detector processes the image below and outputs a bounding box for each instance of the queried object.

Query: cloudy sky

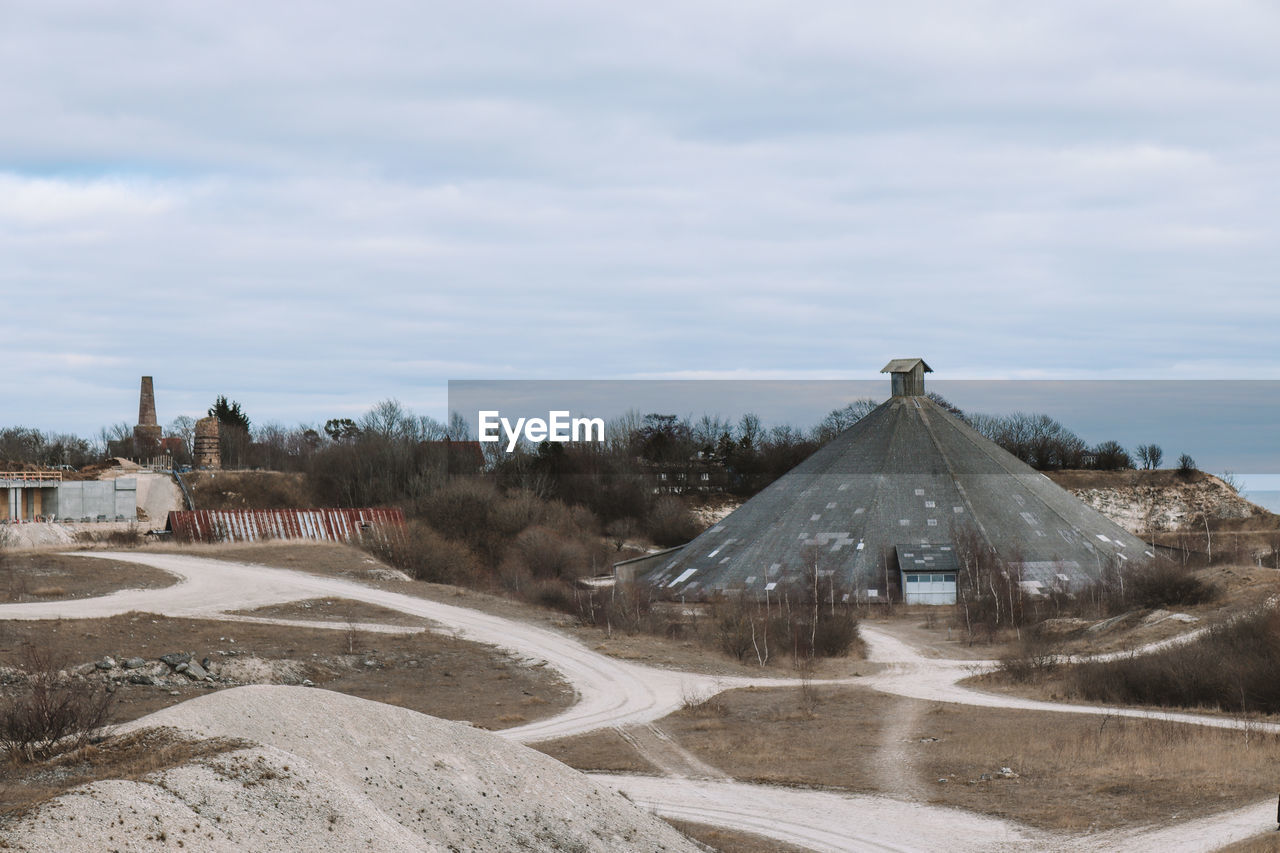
[4,1,1278,452]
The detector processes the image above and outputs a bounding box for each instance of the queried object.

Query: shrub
[527,579,577,614]
[507,526,588,580]
[997,633,1063,683]
[1125,561,1217,609]
[106,526,143,548]
[364,521,479,585]
[573,582,666,635]
[646,496,701,548]
[1070,607,1280,713]
[811,613,859,657]
[0,645,114,763]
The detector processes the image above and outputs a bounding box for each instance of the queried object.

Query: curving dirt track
[0,551,796,743]
[595,774,1051,852]
[3,551,1276,851]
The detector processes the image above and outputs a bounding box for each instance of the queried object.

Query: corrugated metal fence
[166,508,405,544]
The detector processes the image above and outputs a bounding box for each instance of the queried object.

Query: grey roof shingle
[643,395,1150,598]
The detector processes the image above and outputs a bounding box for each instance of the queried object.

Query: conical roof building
[643,359,1151,601]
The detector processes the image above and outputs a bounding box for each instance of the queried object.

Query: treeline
[0,428,95,470]
[4,389,1184,481]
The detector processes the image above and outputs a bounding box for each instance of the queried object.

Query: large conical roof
[644,395,1152,598]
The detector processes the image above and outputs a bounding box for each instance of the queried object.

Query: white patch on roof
[668,568,697,587]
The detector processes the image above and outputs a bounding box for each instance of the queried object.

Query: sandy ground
[132,472,184,524]
[4,550,1278,852]
[1,686,700,853]
[600,774,1050,852]
[0,522,76,548]
[0,551,799,744]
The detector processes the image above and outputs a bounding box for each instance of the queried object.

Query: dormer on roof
[880,358,933,397]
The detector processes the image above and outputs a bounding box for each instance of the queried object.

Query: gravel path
[0,551,797,743]
[858,624,1280,736]
[4,550,1275,851]
[597,774,1052,853]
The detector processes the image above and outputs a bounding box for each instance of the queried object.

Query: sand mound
[0,522,75,549]
[2,686,698,853]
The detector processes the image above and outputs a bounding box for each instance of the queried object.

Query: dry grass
[666,819,814,853]
[180,470,314,510]
[0,553,176,603]
[0,612,571,732]
[0,726,250,818]
[228,597,432,627]
[643,685,1280,832]
[534,729,660,774]
[1218,832,1280,852]
[658,686,891,790]
[915,704,1280,830]
[162,540,822,678]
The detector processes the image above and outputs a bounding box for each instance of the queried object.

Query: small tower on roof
[880,358,932,397]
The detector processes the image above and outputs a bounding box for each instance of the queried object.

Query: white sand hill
[2,685,699,853]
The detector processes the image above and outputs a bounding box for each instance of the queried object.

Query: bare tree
[1136,444,1164,470]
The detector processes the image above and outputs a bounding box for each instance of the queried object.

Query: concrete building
[640,358,1151,603]
[3,473,137,522]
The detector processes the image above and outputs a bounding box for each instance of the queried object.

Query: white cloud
[0,174,176,226]
[0,0,1277,438]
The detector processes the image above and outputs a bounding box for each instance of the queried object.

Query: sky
[3,2,1279,473]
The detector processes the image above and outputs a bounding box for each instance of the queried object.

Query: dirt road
[4,550,1275,851]
[858,624,1280,736]
[0,551,794,743]
[597,774,1051,852]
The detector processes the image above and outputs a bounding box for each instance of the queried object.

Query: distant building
[133,376,163,460]
[638,358,1152,603]
[3,471,137,522]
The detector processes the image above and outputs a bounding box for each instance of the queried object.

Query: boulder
[159,652,192,668]
[124,657,147,670]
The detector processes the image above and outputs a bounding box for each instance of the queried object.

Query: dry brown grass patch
[229,597,432,627]
[666,819,814,853]
[660,686,891,790]
[0,726,250,818]
[914,704,1280,831]
[0,553,175,602]
[533,729,660,774]
[651,685,1280,832]
[0,612,572,732]
[1217,832,1280,852]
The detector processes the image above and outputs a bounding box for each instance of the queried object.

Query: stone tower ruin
[194,416,221,470]
[132,376,163,459]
